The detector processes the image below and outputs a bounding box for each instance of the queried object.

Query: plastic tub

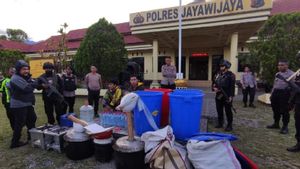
[169,90,204,140]
[60,113,76,127]
[145,88,172,127]
[134,91,163,136]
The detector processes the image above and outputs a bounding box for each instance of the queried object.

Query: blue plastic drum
[169,90,204,140]
[134,91,163,136]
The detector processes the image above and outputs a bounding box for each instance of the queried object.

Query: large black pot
[113,136,147,169]
[114,149,146,169]
[65,139,94,160]
[64,130,94,160]
[94,138,113,162]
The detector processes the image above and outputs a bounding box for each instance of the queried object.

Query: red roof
[115,22,131,34]
[0,40,31,52]
[67,28,87,41]
[271,0,300,15]
[28,35,62,53]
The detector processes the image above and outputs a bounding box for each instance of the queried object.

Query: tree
[249,13,300,84]
[0,50,25,75]
[74,18,127,80]
[56,22,69,72]
[6,28,28,42]
[0,35,7,40]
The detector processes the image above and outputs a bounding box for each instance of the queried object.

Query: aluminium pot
[64,129,94,160]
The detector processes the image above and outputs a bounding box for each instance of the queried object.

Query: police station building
[1,0,297,87]
[128,0,272,86]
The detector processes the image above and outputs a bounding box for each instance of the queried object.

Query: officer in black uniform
[287,52,300,152]
[37,62,64,125]
[212,60,236,131]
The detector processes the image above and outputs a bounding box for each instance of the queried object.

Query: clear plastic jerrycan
[80,101,94,123]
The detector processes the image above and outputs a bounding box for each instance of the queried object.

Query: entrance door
[189,57,208,80]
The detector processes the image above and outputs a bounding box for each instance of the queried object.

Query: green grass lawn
[0,95,300,169]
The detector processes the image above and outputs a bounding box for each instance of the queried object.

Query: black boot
[266,123,280,129]
[249,103,256,108]
[287,142,300,152]
[225,124,233,132]
[280,126,289,134]
[10,141,28,149]
[244,103,247,108]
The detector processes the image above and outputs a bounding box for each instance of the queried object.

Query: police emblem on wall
[251,0,265,8]
[133,13,145,24]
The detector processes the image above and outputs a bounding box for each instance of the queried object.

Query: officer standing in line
[267,60,294,134]
[0,67,15,130]
[212,60,236,131]
[9,60,37,148]
[287,52,300,152]
[37,62,64,125]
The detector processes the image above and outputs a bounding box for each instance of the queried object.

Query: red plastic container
[145,88,172,126]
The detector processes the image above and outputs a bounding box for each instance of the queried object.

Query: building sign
[130,0,272,26]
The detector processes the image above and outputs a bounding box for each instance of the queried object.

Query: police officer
[287,52,300,152]
[62,66,77,113]
[9,60,37,148]
[267,60,294,134]
[212,60,236,131]
[0,67,15,130]
[37,62,64,125]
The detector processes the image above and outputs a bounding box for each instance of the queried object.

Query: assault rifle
[39,76,65,103]
[275,71,300,93]
[215,84,237,114]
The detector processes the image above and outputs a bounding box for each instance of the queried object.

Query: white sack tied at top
[187,140,241,169]
[116,92,158,130]
[141,126,192,169]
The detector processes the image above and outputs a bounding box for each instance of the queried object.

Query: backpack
[63,74,77,91]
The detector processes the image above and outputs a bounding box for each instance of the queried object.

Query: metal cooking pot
[64,129,94,160]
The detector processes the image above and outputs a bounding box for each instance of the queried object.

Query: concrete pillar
[208,54,212,81]
[150,39,160,88]
[185,56,189,80]
[230,32,238,74]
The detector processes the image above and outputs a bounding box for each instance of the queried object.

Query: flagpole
[178,0,183,80]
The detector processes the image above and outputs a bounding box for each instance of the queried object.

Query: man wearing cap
[37,62,64,125]
[212,60,236,131]
[9,60,37,148]
[267,60,294,134]
[287,52,300,152]
[0,67,15,130]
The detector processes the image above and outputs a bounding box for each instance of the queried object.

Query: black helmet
[43,62,54,70]
[219,60,231,69]
[15,60,29,73]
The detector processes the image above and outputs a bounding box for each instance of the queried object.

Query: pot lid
[113,136,144,153]
[64,129,90,142]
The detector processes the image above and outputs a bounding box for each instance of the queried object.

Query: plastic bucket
[169,90,204,140]
[134,91,163,136]
[60,113,76,127]
[145,88,172,127]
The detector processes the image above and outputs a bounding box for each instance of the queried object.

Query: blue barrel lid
[189,133,238,141]
[135,90,163,96]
